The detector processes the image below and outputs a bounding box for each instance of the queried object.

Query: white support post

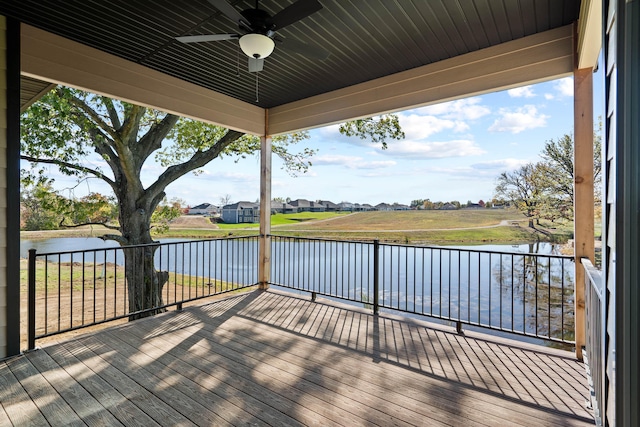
[258,135,272,289]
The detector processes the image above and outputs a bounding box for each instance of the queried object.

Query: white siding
[0,15,7,359]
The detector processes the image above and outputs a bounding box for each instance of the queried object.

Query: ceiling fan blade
[176,34,239,43]
[248,57,264,73]
[277,37,330,60]
[207,0,252,29]
[271,0,323,30]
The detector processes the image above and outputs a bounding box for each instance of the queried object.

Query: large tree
[495,129,602,226]
[494,163,545,228]
[538,131,602,220]
[21,86,404,318]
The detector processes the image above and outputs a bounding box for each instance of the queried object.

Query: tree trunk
[528,218,535,228]
[118,190,167,320]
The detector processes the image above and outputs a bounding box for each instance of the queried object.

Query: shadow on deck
[1,289,593,426]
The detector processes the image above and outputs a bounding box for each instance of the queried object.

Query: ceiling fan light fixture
[239,33,275,59]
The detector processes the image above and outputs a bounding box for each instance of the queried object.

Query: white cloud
[414,97,491,121]
[207,171,256,182]
[488,105,549,134]
[554,77,573,97]
[507,85,535,98]
[470,158,530,171]
[382,139,485,159]
[398,114,465,140]
[427,159,529,179]
[544,93,554,100]
[312,154,396,169]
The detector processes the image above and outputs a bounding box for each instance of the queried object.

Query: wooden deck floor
[1,290,593,426]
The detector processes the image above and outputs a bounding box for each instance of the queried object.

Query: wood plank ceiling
[2,0,581,110]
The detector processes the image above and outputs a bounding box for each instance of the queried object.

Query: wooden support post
[258,135,272,289]
[574,66,595,361]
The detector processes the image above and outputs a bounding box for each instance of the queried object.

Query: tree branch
[60,88,121,142]
[59,219,120,230]
[119,104,145,144]
[146,130,244,201]
[101,97,122,130]
[138,114,180,161]
[21,154,116,189]
[99,234,128,245]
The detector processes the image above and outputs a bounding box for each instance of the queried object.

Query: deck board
[6,355,84,426]
[25,349,123,426]
[44,343,160,426]
[1,289,593,426]
[0,361,50,427]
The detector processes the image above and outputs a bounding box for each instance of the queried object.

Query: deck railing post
[28,248,37,350]
[373,239,380,315]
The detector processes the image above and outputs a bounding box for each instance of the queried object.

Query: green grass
[215,222,260,229]
[213,211,350,229]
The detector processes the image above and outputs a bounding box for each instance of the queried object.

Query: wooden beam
[577,0,602,69]
[20,24,265,135]
[258,132,271,289]
[268,25,574,135]
[574,66,595,361]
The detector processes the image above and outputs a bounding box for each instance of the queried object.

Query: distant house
[338,202,355,211]
[317,200,339,211]
[465,203,483,209]
[221,201,259,223]
[271,201,296,214]
[375,203,393,211]
[290,199,325,212]
[440,203,457,210]
[360,203,374,211]
[188,203,219,216]
[393,204,411,211]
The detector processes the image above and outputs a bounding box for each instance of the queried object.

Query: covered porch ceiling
[3,0,600,135]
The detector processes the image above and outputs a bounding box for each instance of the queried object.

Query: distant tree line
[409,199,499,210]
[20,180,185,233]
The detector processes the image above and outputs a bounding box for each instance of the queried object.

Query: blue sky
[45,68,604,208]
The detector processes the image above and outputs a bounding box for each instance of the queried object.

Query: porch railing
[27,234,576,349]
[27,236,259,349]
[270,235,576,343]
[582,258,604,426]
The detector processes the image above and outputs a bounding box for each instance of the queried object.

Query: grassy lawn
[276,209,524,231]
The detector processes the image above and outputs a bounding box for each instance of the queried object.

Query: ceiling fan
[176,0,329,73]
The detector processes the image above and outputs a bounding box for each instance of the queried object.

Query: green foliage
[338,114,405,149]
[21,181,67,230]
[151,198,183,234]
[157,118,314,175]
[65,192,118,226]
[410,199,425,209]
[537,131,602,220]
[20,179,117,230]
